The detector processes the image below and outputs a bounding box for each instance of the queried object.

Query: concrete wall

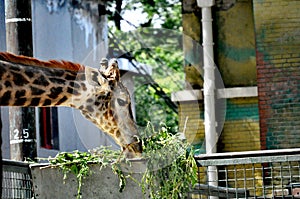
[253,0,300,150]
[30,161,147,199]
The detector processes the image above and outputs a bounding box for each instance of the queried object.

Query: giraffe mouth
[122,139,143,158]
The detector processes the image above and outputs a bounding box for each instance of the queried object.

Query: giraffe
[0,52,142,158]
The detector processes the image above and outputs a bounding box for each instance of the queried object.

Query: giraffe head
[73,59,143,158]
[111,82,143,158]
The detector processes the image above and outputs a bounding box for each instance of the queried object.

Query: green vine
[47,124,197,199]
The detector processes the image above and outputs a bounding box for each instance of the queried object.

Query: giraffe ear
[85,67,110,91]
[103,59,120,83]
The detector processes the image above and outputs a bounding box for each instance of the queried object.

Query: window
[39,107,59,150]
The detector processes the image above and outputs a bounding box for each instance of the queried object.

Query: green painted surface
[218,40,256,62]
[225,99,259,121]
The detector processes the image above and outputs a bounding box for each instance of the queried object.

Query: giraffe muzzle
[123,138,143,158]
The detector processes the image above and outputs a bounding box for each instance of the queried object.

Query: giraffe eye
[117,98,127,106]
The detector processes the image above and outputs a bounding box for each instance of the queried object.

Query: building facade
[176,0,300,153]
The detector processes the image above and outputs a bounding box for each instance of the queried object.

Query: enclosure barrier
[191,148,300,199]
[2,159,33,199]
[3,149,300,199]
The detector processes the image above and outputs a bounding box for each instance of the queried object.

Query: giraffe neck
[0,54,105,108]
[0,52,143,157]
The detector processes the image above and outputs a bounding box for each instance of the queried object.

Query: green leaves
[121,0,182,29]
[140,124,198,199]
[112,164,127,192]
[48,125,197,198]
[48,148,124,199]
[49,151,100,198]
[109,27,184,133]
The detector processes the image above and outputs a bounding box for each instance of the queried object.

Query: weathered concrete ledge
[171,87,257,102]
[30,160,148,199]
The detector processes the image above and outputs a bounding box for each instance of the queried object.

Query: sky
[112,2,162,31]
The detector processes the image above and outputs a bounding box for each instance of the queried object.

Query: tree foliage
[107,0,183,132]
[107,0,182,30]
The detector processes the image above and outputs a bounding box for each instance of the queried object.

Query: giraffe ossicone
[0,52,142,158]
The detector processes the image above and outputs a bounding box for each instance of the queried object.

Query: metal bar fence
[191,148,300,198]
[2,159,33,199]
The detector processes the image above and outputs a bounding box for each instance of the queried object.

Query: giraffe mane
[0,52,85,71]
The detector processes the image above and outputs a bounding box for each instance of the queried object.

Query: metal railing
[2,159,33,199]
[191,148,300,198]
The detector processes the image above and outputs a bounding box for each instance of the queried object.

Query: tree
[107,0,183,133]
[107,0,181,30]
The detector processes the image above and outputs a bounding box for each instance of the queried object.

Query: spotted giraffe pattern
[0,52,142,158]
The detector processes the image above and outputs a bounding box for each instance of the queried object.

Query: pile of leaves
[47,124,197,199]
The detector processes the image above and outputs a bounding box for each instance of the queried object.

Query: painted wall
[182,1,203,90]
[181,0,260,154]
[178,102,204,146]
[215,0,261,152]
[214,0,257,87]
[219,98,260,152]
[253,0,300,150]
[178,97,260,154]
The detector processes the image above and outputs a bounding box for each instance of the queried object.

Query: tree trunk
[114,0,122,30]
